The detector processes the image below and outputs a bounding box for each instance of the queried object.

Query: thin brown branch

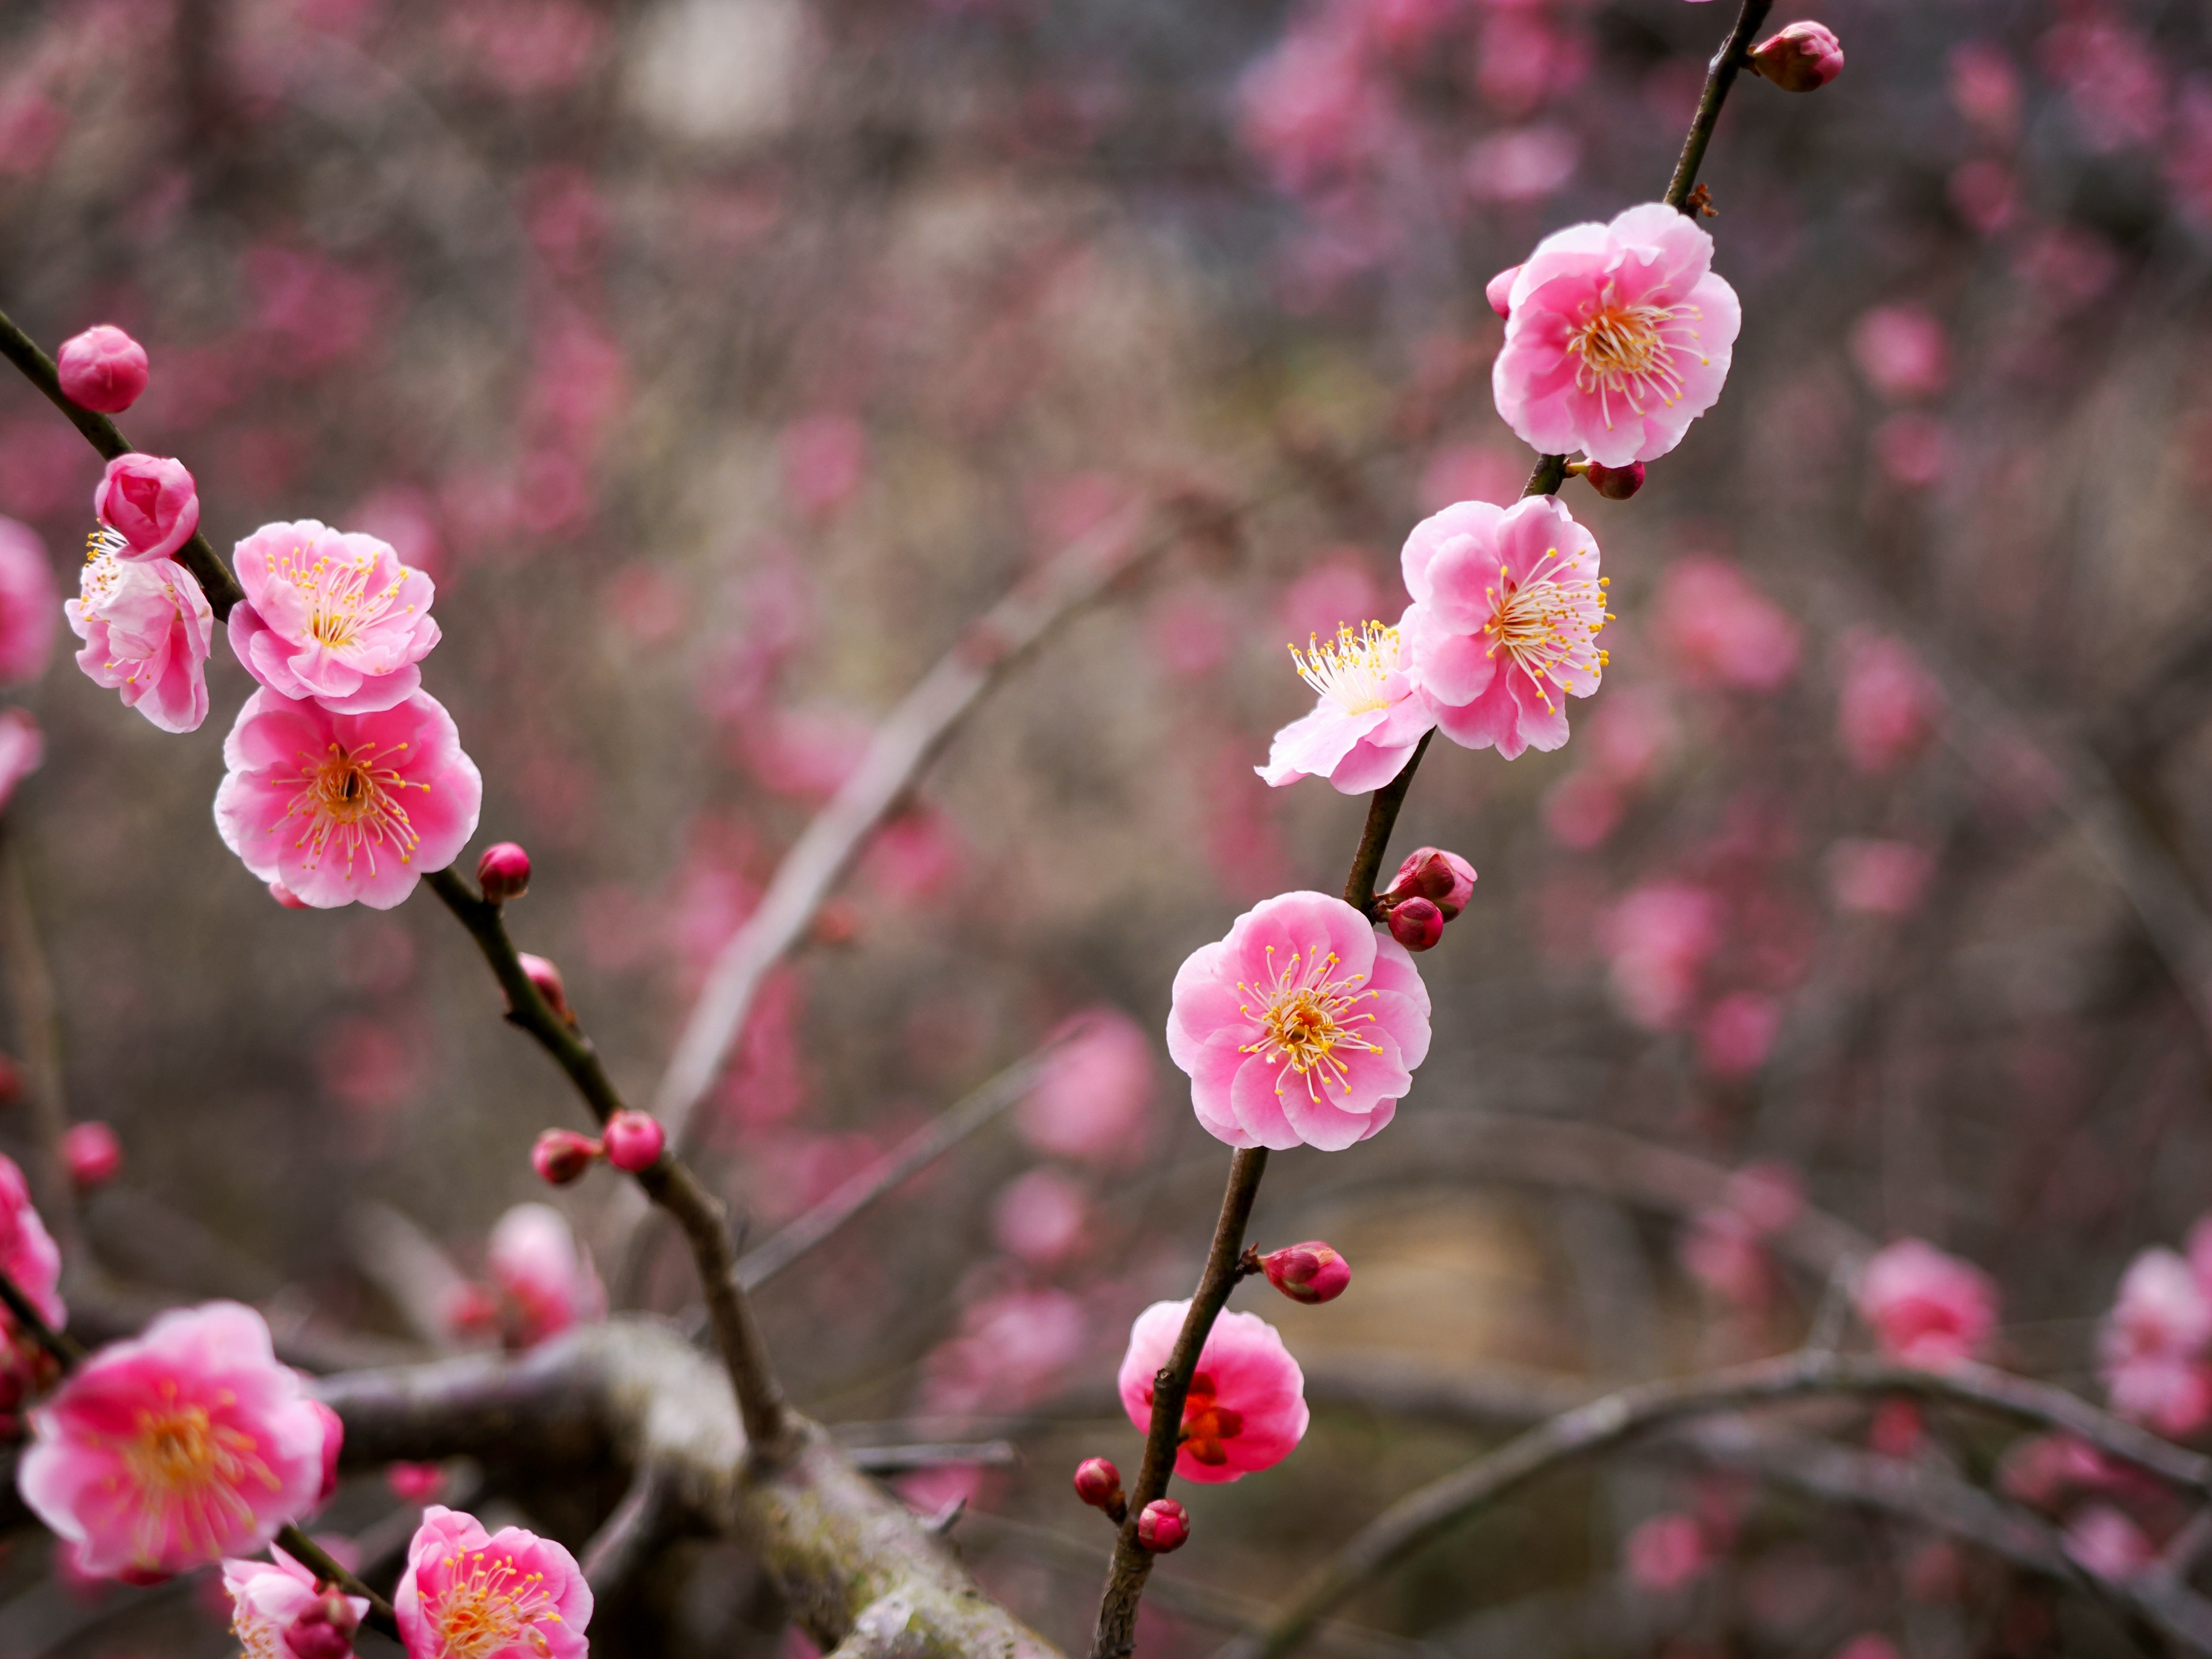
[1342,733,1433,914]
[1662,0,1775,213]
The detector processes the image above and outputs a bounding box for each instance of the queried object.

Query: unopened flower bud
[1485,265,1520,320]
[1387,846,1478,919]
[1387,896,1444,952]
[56,324,149,414]
[516,952,574,1024]
[1750,21,1843,93]
[283,1589,361,1659]
[601,1109,665,1173]
[476,842,531,903]
[268,879,311,910]
[93,452,199,562]
[385,1461,446,1504]
[1137,1498,1190,1554]
[1263,1240,1351,1304]
[1584,460,1645,501]
[442,1282,499,1339]
[60,1121,121,1190]
[1073,1457,1125,1516]
[531,1128,600,1185]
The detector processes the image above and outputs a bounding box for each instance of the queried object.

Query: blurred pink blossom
[1827,839,1935,918]
[524,165,608,279]
[1998,1434,2126,1512]
[349,486,445,581]
[1854,1238,1998,1365]
[1018,1007,1158,1168]
[0,711,40,817]
[1653,556,1800,691]
[781,414,869,518]
[2039,15,2167,153]
[1697,991,1779,1080]
[1829,1637,1901,1659]
[243,245,384,376]
[863,806,964,906]
[1948,160,2018,237]
[1541,770,1624,851]
[740,704,873,802]
[1463,125,1578,204]
[1835,631,1944,775]
[1948,43,2021,143]
[486,1203,605,1351]
[0,87,65,180]
[1603,882,1719,1031]
[923,1287,1088,1415]
[1120,1300,1308,1483]
[1279,554,1383,648]
[1850,306,1949,403]
[2169,83,2212,231]
[224,1549,367,1659]
[2100,1247,2212,1437]
[0,517,56,685]
[74,546,213,733]
[1624,1512,1710,1592]
[1146,588,1234,681]
[990,1168,1090,1267]
[1681,1210,1771,1309]
[397,1505,591,1659]
[1417,445,1524,514]
[2063,1505,2156,1580]
[444,0,608,97]
[1870,412,1952,488]
[1237,21,1392,196]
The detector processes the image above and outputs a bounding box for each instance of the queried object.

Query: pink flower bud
[1485,266,1520,319]
[531,1128,600,1185]
[1387,846,1478,919]
[268,880,311,910]
[1263,1240,1351,1304]
[60,1121,121,1190]
[516,952,574,1024]
[1751,21,1843,93]
[1386,896,1444,952]
[1585,460,1646,500]
[56,325,149,414]
[601,1109,665,1173]
[477,841,531,903]
[92,453,199,562]
[385,1461,446,1504]
[283,1589,361,1659]
[1073,1457,1124,1514]
[1137,1498,1190,1554]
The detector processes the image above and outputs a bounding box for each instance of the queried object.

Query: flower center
[1237,944,1381,1102]
[1566,285,1706,427]
[1483,551,1612,710]
[275,543,414,654]
[283,739,430,878]
[425,1550,564,1659]
[115,1393,277,1560]
[1289,620,1401,716]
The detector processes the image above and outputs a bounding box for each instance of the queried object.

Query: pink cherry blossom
[2100,1247,2212,1437]
[225,1548,368,1659]
[1653,556,1801,691]
[1836,631,1944,774]
[396,1504,591,1659]
[0,517,56,684]
[66,546,213,733]
[1016,1006,1158,1167]
[1491,203,1742,467]
[92,454,199,562]
[1602,881,1719,1031]
[0,710,39,817]
[1624,1512,1710,1592]
[1399,495,1609,759]
[1165,891,1431,1151]
[486,1203,604,1350]
[1854,1239,1998,1366]
[214,688,483,910]
[18,1301,339,1579]
[227,521,440,714]
[1118,1300,1308,1483]
[56,324,150,415]
[1257,613,1434,793]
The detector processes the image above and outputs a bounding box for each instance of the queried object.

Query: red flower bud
[516,952,574,1025]
[1387,847,1478,919]
[385,1461,446,1504]
[1137,1498,1190,1554]
[1751,21,1843,93]
[1387,896,1444,952]
[477,842,532,903]
[1263,1240,1352,1305]
[1584,460,1645,500]
[56,324,149,415]
[1073,1456,1125,1517]
[283,1589,361,1659]
[531,1128,600,1185]
[61,1121,121,1190]
[1485,265,1520,320]
[601,1109,665,1173]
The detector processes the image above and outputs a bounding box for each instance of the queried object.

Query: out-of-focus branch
[579,1461,673,1603]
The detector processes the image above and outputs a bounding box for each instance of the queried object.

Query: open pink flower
[1017,1007,1158,1167]
[1854,1239,1998,1365]
[1400,495,1609,759]
[1166,891,1430,1150]
[18,1302,339,1579]
[2100,1248,2212,1437]
[214,688,482,910]
[486,1203,604,1350]
[92,454,199,562]
[1258,613,1434,793]
[0,517,56,684]
[66,547,213,733]
[396,1504,591,1659]
[228,521,440,714]
[225,1548,368,1659]
[1491,203,1742,467]
[1118,1300,1308,1483]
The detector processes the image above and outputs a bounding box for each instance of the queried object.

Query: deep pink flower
[2101,1248,2212,1437]
[60,1122,121,1190]
[1854,1239,1998,1366]
[1257,613,1434,793]
[66,547,213,733]
[1491,203,1741,467]
[1603,882,1719,1031]
[228,521,440,714]
[1653,556,1800,691]
[214,689,482,910]
[1624,1512,1710,1592]
[1118,1300,1308,1483]
[0,517,56,684]
[1836,631,1944,774]
[18,1302,338,1579]
[0,710,40,817]
[395,1505,591,1659]
[1166,891,1431,1150]
[225,1548,366,1659]
[1400,495,1609,759]
[92,454,199,562]
[56,325,149,415]
[1017,1007,1158,1167]
[486,1203,604,1351]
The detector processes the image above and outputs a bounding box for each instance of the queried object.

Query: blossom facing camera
[1386,896,1444,952]
[1256,614,1435,795]
[1119,1300,1309,1482]
[214,688,482,910]
[66,546,213,733]
[1165,890,1431,1150]
[1491,203,1742,467]
[518,952,574,1024]
[224,1552,367,1659]
[531,1128,600,1185]
[477,840,531,903]
[395,1505,592,1659]
[56,324,150,414]
[1584,460,1645,499]
[228,521,440,714]
[1073,1457,1125,1517]
[59,1121,120,1190]
[1137,1499,1190,1554]
[1752,22,1844,93]
[601,1109,665,1173]
[1263,1241,1351,1304]
[93,454,199,562]
[1385,847,1476,919]
[1854,1238,1998,1366]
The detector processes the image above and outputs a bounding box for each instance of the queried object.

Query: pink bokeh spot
[0,710,39,817]
[396,1504,592,1659]
[1017,1007,1159,1167]
[66,548,213,734]
[0,1151,64,1403]
[2100,1247,2212,1437]
[1854,1238,1998,1366]
[228,520,440,714]
[0,517,56,686]
[1166,891,1430,1151]
[1624,1512,1710,1593]
[1836,630,1944,775]
[1653,556,1800,692]
[18,1302,339,1580]
[486,1203,605,1351]
[1118,1300,1309,1483]
[1257,612,1434,794]
[215,688,482,910]
[93,454,200,563]
[1492,203,1742,467]
[1603,881,1719,1031]
[224,1549,368,1659]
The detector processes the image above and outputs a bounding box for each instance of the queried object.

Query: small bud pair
[531,1110,664,1184]
[1262,1241,1351,1305]
[1377,847,1476,952]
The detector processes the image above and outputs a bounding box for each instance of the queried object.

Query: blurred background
[1,0,2211,1653]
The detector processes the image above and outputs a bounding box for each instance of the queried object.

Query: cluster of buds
[1749,21,1843,93]
[282,1588,362,1659]
[531,1108,666,1185]
[1374,846,1476,953]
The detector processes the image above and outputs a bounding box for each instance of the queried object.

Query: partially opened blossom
[224,1548,367,1659]
[0,517,56,684]
[1118,1300,1308,1483]
[0,710,41,816]
[214,688,482,910]
[227,521,440,714]
[395,1505,590,1659]
[1017,1007,1158,1166]
[1854,1239,1998,1365]
[1491,202,1742,467]
[92,454,199,562]
[1166,890,1430,1150]
[1257,613,1434,793]
[1399,495,1609,759]
[486,1203,604,1350]
[18,1301,338,1578]
[2100,1247,2212,1437]
[65,546,213,733]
